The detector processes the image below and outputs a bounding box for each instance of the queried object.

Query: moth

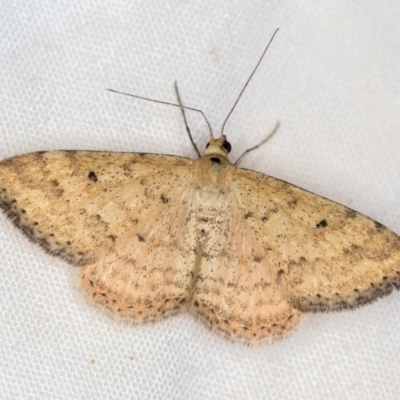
[1,29,399,344]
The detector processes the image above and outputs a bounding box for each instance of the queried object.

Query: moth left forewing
[0,150,193,266]
[234,167,400,312]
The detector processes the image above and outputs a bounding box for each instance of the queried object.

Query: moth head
[204,135,232,158]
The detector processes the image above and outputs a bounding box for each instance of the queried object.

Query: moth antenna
[108,88,214,139]
[174,81,201,158]
[220,28,279,137]
[235,121,280,166]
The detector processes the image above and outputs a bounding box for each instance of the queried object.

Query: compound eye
[205,142,210,149]
[223,140,232,154]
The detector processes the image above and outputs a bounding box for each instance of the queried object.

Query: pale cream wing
[233,168,400,313]
[79,187,198,322]
[0,151,197,321]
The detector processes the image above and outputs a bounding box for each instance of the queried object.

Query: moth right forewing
[233,168,400,312]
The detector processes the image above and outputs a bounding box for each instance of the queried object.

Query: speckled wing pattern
[0,151,198,321]
[233,168,400,314]
[1,149,400,344]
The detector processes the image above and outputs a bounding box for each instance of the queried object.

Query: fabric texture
[1,1,400,399]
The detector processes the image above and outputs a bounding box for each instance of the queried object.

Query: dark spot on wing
[316,219,327,228]
[137,234,145,242]
[88,171,98,182]
[160,194,169,204]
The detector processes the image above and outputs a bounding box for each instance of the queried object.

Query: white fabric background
[1,1,400,399]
